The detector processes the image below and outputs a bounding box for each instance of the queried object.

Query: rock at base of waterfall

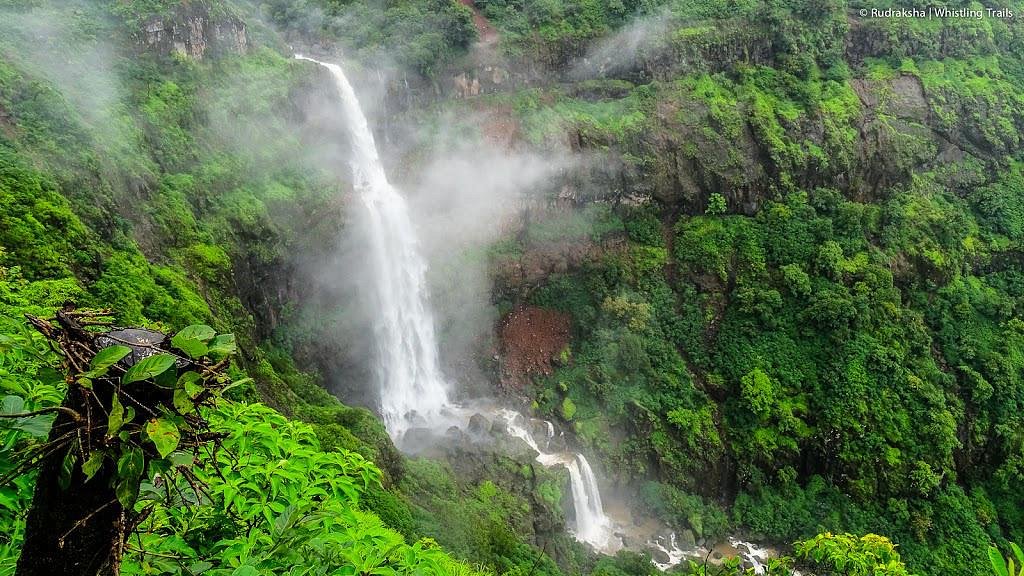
[468,413,491,434]
[445,425,465,441]
[490,417,508,435]
[621,535,640,549]
[680,529,696,549]
[400,427,437,453]
[647,546,672,565]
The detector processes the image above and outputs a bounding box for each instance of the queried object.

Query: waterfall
[567,455,612,549]
[298,56,708,566]
[496,410,613,549]
[296,55,450,437]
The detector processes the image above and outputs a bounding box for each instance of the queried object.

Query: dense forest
[0,0,1022,575]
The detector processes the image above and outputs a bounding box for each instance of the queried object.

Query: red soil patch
[499,305,572,390]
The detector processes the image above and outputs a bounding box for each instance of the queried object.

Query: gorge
[0,1,1021,575]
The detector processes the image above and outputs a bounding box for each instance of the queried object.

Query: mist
[570,6,676,80]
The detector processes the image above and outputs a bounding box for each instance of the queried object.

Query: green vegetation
[261,0,477,76]
[482,2,1023,575]
[1,0,1023,574]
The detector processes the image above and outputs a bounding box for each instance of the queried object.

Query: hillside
[0,0,1022,575]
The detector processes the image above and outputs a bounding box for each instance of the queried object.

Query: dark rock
[647,546,671,565]
[468,413,491,434]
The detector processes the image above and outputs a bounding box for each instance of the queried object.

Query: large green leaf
[122,353,176,385]
[207,334,237,357]
[0,395,24,415]
[173,324,216,343]
[992,546,1010,576]
[145,417,181,458]
[171,325,215,359]
[85,345,132,378]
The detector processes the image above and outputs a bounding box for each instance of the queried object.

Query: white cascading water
[567,455,613,549]
[296,55,451,437]
[497,410,614,549]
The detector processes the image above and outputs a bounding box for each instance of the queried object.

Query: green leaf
[82,451,104,481]
[178,371,204,399]
[116,474,142,509]
[117,446,144,478]
[992,546,1010,576]
[174,324,216,343]
[154,363,178,388]
[1012,543,1024,566]
[0,395,24,415]
[172,339,207,359]
[230,566,259,576]
[187,562,213,575]
[207,334,237,357]
[116,446,144,507]
[171,325,215,359]
[37,366,64,386]
[220,377,252,394]
[108,394,125,437]
[58,446,77,490]
[122,354,176,385]
[145,417,180,458]
[173,387,194,414]
[168,451,194,467]
[86,345,132,378]
[14,415,53,437]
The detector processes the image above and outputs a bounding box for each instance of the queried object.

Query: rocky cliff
[139,0,248,59]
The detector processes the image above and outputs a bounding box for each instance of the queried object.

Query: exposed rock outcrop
[140,1,248,60]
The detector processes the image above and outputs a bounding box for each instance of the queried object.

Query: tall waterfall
[296,55,450,437]
[299,55,635,560]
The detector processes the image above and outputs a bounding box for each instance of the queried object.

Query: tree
[10,306,237,576]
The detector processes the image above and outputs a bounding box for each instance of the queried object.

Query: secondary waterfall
[567,455,613,549]
[497,410,614,550]
[296,55,451,437]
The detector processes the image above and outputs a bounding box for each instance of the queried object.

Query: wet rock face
[141,1,248,60]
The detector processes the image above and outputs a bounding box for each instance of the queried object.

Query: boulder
[468,413,491,434]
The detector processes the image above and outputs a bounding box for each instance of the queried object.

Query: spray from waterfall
[295,55,451,437]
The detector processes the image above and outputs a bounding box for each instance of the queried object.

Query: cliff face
[141,0,248,59]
